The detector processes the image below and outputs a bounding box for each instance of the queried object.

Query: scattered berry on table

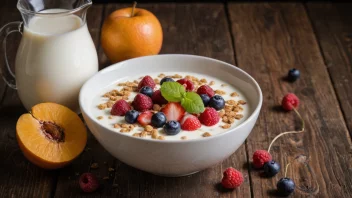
[287,68,300,82]
[133,93,153,111]
[160,77,175,85]
[176,78,194,91]
[164,121,181,135]
[180,114,201,131]
[199,94,210,106]
[281,93,299,111]
[208,95,225,110]
[277,177,295,196]
[199,107,220,126]
[151,112,167,128]
[110,99,131,116]
[221,167,244,189]
[79,173,99,193]
[139,86,153,97]
[252,150,272,169]
[197,85,215,97]
[263,160,280,177]
[137,111,153,126]
[161,102,186,122]
[124,110,139,124]
[138,75,156,91]
[151,90,168,105]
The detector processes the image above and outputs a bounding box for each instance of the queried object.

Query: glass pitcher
[0,0,98,113]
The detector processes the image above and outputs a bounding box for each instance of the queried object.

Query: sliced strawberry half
[161,102,186,122]
[137,111,153,126]
[180,114,201,131]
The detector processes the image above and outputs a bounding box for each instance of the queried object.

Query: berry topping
[221,167,244,189]
[137,111,153,126]
[208,95,225,110]
[139,86,153,97]
[138,75,156,91]
[287,68,300,82]
[161,102,186,122]
[124,110,139,124]
[110,99,131,116]
[151,112,167,128]
[199,107,220,126]
[197,85,215,97]
[263,160,280,177]
[277,177,295,196]
[163,121,181,135]
[281,93,299,111]
[151,90,168,105]
[160,77,174,85]
[133,93,153,112]
[180,114,201,131]
[79,173,99,193]
[252,150,272,169]
[176,78,194,91]
[200,94,210,106]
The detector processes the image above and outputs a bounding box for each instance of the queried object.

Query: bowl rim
[79,54,262,144]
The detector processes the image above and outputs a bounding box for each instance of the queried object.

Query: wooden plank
[228,3,352,197]
[306,2,352,135]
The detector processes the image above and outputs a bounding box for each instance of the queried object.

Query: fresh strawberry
[110,99,131,116]
[199,107,220,126]
[151,90,168,105]
[197,85,215,97]
[137,111,153,126]
[180,114,201,131]
[161,102,186,122]
[176,78,194,91]
[138,75,156,91]
[133,93,153,112]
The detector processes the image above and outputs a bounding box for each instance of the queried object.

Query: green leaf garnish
[181,92,205,113]
[160,82,186,102]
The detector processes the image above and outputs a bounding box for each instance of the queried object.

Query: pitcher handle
[0,21,23,89]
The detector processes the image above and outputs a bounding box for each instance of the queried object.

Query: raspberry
[79,173,99,193]
[138,75,156,91]
[199,107,220,126]
[151,90,168,105]
[281,93,299,111]
[252,150,272,169]
[221,167,244,189]
[133,93,153,112]
[110,99,131,116]
[176,78,194,91]
[197,85,215,97]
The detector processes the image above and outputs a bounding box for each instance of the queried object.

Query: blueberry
[263,160,280,177]
[277,177,295,196]
[160,77,174,85]
[125,110,139,124]
[139,86,153,97]
[208,95,225,110]
[163,121,181,135]
[287,68,300,82]
[199,94,210,106]
[151,112,167,128]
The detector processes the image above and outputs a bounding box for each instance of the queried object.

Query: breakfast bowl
[79,54,262,176]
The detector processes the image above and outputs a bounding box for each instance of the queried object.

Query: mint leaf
[181,92,205,113]
[161,82,186,102]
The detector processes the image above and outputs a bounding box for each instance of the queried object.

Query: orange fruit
[16,103,87,169]
[101,3,163,63]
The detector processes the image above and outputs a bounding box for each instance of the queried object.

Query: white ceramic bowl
[79,54,262,177]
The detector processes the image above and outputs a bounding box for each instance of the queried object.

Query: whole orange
[101,5,163,63]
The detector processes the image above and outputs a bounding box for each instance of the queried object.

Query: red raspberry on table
[281,93,299,111]
[138,75,156,91]
[110,99,131,116]
[252,150,272,169]
[176,78,194,91]
[180,114,201,131]
[133,93,153,112]
[221,167,244,189]
[197,85,215,97]
[79,173,99,193]
[199,107,220,126]
[151,90,168,105]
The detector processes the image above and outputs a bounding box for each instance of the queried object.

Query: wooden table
[1,1,351,197]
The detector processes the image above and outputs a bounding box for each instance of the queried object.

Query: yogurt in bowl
[80,54,262,176]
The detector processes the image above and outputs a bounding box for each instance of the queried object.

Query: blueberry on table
[208,95,225,110]
[125,110,139,124]
[263,160,280,177]
[151,112,167,128]
[164,121,181,135]
[160,77,174,85]
[277,177,295,196]
[200,94,210,106]
[287,68,300,82]
[139,86,154,97]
